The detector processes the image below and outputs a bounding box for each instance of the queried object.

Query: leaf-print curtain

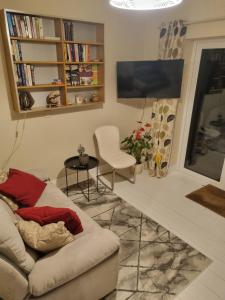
[149,20,187,178]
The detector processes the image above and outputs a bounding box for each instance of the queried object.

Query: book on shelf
[15,64,35,86]
[64,21,74,41]
[6,12,45,39]
[64,43,91,62]
[11,40,23,61]
[65,64,98,86]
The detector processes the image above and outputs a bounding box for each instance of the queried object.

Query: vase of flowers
[121,122,152,174]
[77,144,89,166]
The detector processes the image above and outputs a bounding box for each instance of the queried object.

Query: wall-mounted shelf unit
[1,9,104,114]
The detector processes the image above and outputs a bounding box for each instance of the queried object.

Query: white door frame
[177,38,225,188]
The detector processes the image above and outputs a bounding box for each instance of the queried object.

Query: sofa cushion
[0,168,46,207]
[16,206,83,235]
[29,229,120,296]
[36,183,101,235]
[16,220,74,253]
[0,202,35,274]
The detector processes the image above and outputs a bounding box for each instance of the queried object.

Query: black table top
[64,156,99,170]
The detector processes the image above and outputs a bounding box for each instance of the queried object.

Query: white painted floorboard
[94,169,225,299]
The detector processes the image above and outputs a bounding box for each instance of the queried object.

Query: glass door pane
[185,48,225,181]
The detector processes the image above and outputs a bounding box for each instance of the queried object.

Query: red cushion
[16,206,83,235]
[0,169,46,207]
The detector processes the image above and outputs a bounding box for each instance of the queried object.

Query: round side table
[64,156,99,201]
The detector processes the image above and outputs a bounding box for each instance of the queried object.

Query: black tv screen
[117,60,184,99]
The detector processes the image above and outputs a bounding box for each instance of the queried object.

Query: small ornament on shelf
[19,91,35,110]
[46,91,60,108]
[77,144,89,166]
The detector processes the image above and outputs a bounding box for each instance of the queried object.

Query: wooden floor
[95,169,225,300]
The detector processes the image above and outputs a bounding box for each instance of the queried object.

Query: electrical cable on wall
[0,115,26,181]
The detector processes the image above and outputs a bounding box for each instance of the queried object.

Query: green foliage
[121,129,152,164]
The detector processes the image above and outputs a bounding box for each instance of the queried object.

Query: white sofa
[0,182,120,300]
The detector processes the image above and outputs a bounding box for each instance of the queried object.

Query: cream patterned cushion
[16,220,74,253]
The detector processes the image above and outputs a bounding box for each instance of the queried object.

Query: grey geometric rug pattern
[67,183,211,300]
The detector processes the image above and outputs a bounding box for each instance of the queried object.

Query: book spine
[31,17,37,38]
[92,64,98,85]
[70,22,73,41]
[23,16,29,38]
[67,44,71,62]
[39,18,44,38]
[11,14,18,36]
[75,44,79,62]
[17,41,23,61]
[14,15,21,37]
[14,64,19,85]
[35,17,40,38]
[16,15,23,37]
[27,65,32,86]
[7,13,14,36]
[11,41,16,61]
[20,16,26,37]
[30,65,35,85]
[19,64,26,85]
[26,16,32,38]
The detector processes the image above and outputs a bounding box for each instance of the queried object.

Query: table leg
[96,164,99,192]
[77,169,79,186]
[87,169,90,201]
[65,168,68,196]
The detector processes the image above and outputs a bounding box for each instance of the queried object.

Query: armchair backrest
[95,126,120,158]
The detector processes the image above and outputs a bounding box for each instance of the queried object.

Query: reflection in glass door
[185,48,225,181]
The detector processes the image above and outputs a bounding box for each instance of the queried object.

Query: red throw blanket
[16,206,83,235]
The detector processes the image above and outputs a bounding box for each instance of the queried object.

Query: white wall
[0,0,150,181]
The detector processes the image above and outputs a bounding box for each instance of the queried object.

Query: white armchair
[95,125,136,190]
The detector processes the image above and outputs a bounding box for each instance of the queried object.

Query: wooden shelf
[18,84,65,90]
[67,85,104,90]
[10,37,62,43]
[65,61,104,65]
[64,40,103,46]
[1,9,105,114]
[14,61,64,65]
[20,101,103,114]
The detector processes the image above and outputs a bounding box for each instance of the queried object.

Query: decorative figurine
[77,144,89,165]
[19,91,35,110]
[46,91,60,108]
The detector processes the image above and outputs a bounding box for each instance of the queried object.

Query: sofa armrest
[0,254,29,300]
[29,229,120,297]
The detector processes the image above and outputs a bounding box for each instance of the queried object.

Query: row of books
[64,21,74,41]
[65,64,98,86]
[7,13,44,39]
[65,44,90,62]
[14,64,35,86]
[11,40,23,61]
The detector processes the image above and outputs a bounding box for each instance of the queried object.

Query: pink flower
[140,127,145,132]
[135,131,142,140]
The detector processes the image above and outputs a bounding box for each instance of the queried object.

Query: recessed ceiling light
[109,0,183,10]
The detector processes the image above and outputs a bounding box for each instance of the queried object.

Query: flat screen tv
[117,60,184,99]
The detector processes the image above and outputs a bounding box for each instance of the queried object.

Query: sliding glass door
[182,40,225,184]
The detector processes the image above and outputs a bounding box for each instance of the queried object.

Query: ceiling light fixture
[109,0,183,10]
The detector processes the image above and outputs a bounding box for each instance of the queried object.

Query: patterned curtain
[149,20,187,178]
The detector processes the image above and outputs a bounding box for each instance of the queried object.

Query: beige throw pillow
[16,220,74,253]
[0,194,19,212]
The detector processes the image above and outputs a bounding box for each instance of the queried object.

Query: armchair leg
[97,165,136,191]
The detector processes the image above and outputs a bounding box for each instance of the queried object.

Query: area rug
[186,184,225,218]
[67,182,211,300]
